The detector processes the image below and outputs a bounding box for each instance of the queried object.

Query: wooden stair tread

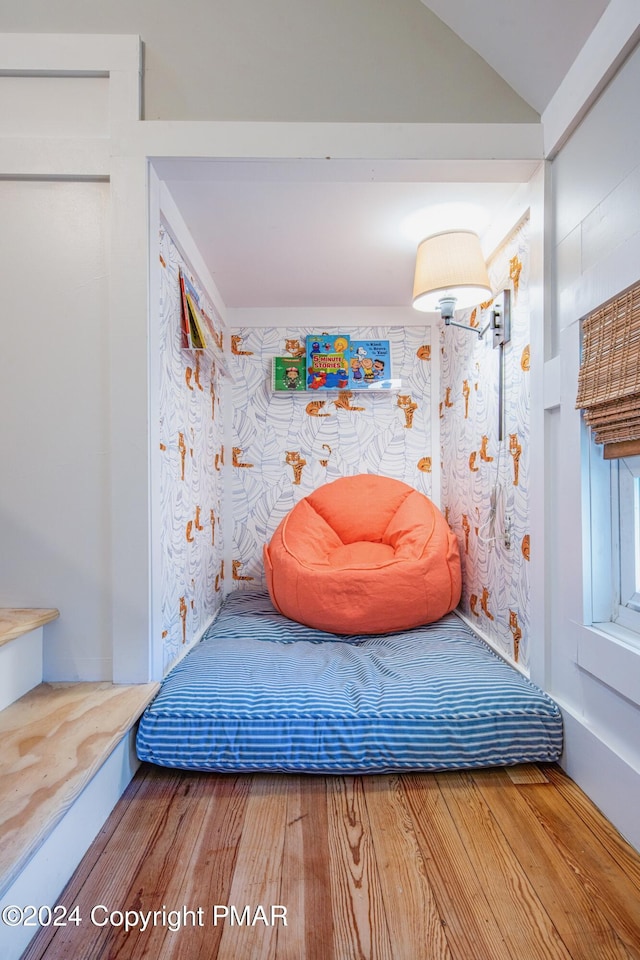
[0,680,159,896]
[0,608,60,648]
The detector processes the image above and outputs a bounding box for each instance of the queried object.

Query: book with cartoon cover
[305,335,350,390]
[272,356,306,391]
[349,339,392,389]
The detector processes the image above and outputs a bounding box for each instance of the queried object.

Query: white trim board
[542,0,640,158]
[0,732,140,960]
[558,701,640,852]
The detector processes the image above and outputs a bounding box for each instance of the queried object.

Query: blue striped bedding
[136,591,563,773]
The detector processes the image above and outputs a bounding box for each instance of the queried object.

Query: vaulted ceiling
[420,0,610,113]
[160,0,614,309]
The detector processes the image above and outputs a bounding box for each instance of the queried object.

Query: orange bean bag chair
[263,474,462,635]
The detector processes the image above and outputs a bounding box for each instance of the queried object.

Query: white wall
[0,35,150,684]
[548,42,640,848]
[0,180,113,681]
[1,0,537,123]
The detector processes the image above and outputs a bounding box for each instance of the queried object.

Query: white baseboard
[558,701,640,853]
[0,730,140,960]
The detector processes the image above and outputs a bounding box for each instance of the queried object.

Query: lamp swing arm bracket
[492,289,511,349]
[443,289,511,343]
[445,316,493,339]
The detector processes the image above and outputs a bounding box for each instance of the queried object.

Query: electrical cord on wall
[477,442,511,549]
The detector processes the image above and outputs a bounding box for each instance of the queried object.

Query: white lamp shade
[412,230,492,312]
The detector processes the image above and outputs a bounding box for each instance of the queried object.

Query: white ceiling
[162,159,536,309]
[161,2,612,311]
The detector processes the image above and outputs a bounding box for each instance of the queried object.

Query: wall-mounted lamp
[412,230,492,333]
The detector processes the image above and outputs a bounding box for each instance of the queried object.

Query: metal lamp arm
[445,317,492,339]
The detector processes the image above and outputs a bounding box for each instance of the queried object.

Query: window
[577,281,640,643]
[612,455,640,632]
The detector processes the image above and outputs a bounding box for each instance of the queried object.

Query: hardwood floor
[22,763,640,960]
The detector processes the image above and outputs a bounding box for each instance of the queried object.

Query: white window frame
[612,455,640,632]
[588,440,640,645]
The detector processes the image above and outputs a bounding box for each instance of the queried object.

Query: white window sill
[575,620,640,707]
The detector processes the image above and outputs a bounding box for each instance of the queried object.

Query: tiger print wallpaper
[158,226,228,673]
[157,218,529,674]
[228,325,433,587]
[440,218,531,670]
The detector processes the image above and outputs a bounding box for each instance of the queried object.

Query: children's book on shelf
[178,270,192,348]
[305,334,350,390]
[349,339,392,389]
[179,269,208,350]
[272,356,306,391]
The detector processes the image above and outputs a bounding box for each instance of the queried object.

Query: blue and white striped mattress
[136,591,563,773]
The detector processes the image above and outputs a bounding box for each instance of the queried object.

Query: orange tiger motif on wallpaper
[480,587,494,620]
[521,533,530,561]
[480,435,493,462]
[417,457,432,473]
[232,560,254,581]
[462,380,470,418]
[509,610,522,662]
[397,395,418,429]
[232,447,254,468]
[416,344,431,360]
[461,514,471,554]
[193,352,203,391]
[334,391,365,412]
[186,507,204,543]
[306,400,331,418]
[179,596,187,643]
[178,432,187,480]
[286,451,307,485]
[231,335,253,355]
[509,433,522,486]
[284,338,306,358]
[510,255,523,300]
[319,444,332,467]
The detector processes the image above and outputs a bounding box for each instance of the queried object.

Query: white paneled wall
[0,76,109,136]
[549,41,640,849]
[553,44,640,326]
[0,180,112,681]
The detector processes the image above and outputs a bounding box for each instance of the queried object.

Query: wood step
[0,680,159,897]
[0,608,59,648]
[0,608,60,712]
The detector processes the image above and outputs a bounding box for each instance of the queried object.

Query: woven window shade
[575,282,640,458]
